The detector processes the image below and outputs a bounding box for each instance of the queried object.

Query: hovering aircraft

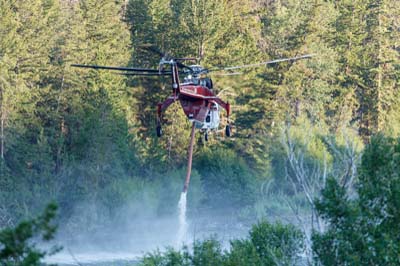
[71,49,313,141]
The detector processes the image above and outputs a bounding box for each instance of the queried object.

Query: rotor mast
[170,61,180,95]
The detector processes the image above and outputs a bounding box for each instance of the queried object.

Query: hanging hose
[183,122,196,193]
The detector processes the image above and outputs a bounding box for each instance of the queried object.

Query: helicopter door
[203,104,220,130]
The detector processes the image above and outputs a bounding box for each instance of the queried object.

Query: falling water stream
[177,192,188,246]
[176,122,195,246]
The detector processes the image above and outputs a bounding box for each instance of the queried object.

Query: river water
[44,208,250,266]
[45,252,140,266]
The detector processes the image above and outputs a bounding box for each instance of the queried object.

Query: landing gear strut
[156,125,162,137]
[225,114,231,137]
[225,124,231,137]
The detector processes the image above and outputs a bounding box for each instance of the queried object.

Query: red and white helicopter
[72,50,313,141]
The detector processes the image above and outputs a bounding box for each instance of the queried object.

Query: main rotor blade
[209,54,315,72]
[71,64,161,73]
[211,72,242,76]
[117,72,172,76]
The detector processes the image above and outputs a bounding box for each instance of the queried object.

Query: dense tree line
[0,0,399,264]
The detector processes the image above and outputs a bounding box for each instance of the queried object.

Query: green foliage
[140,246,191,266]
[313,135,400,265]
[139,240,224,266]
[191,238,224,266]
[0,203,60,266]
[0,0,138,226]
[249,221,304,266]
[224,239,261,266]
[139,221,304,266]
[195,147,257,208]
[0,0,398,254]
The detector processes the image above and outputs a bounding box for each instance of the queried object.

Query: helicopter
[71,50,313,141]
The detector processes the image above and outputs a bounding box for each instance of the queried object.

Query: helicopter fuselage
[179,83,220,130]
[157,62,230,136]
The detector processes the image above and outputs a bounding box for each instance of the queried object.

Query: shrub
[139,221,304,266]
[248,221,304,266]
[224,239,261,266]
[192,238,224,266]
[0,203,60,266]
[313,135,400,265]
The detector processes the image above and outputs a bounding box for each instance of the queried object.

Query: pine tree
[362,0,400,136]
[329,0,399,141]
[0,0,19,161]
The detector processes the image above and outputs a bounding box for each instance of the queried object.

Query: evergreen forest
[0,0,399,265]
